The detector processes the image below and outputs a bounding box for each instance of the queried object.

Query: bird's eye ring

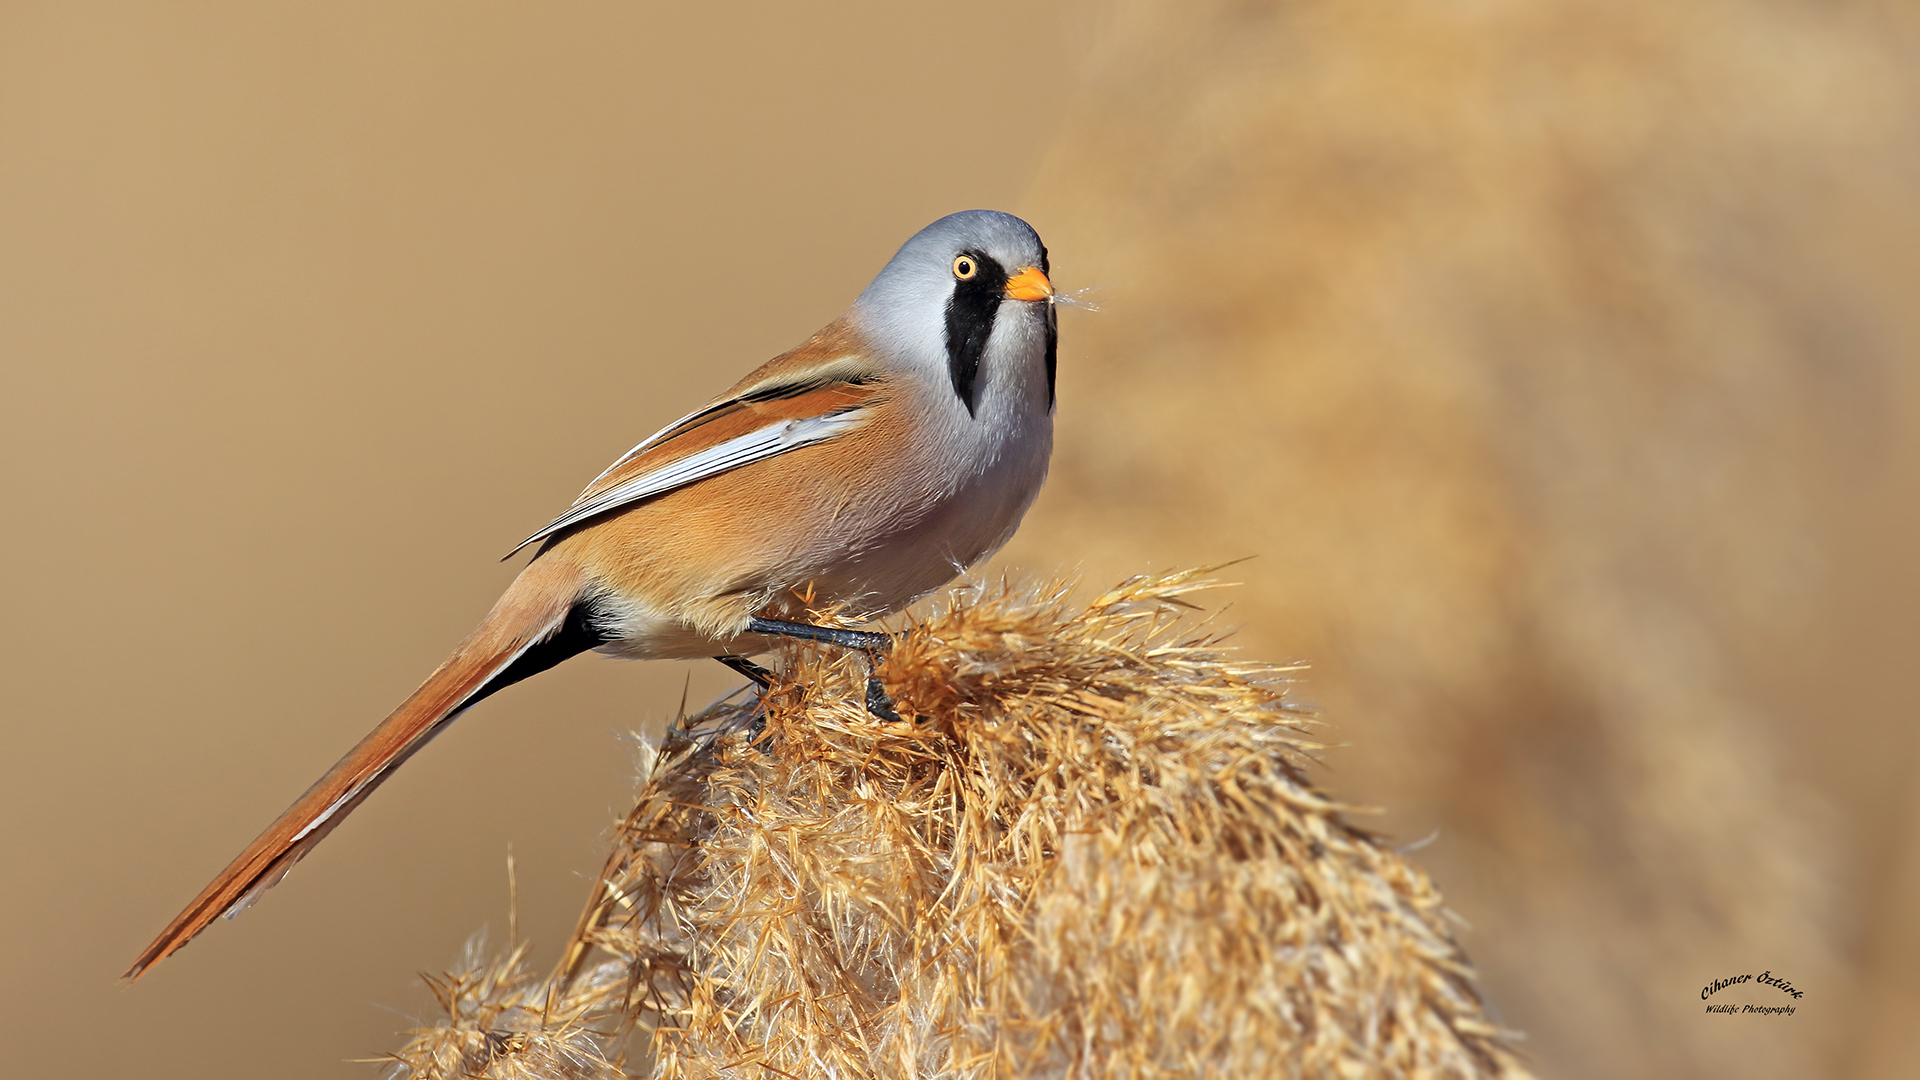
[952,255,978,280]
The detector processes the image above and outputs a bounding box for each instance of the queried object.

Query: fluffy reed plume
[386,572,1530,1079]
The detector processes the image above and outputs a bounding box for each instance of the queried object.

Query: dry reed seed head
[390,572,1530,1079]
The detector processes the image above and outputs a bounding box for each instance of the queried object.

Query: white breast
[825,304,1056,611]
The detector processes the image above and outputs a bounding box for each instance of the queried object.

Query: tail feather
[124,559,591,980]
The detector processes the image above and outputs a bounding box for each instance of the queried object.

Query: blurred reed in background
[1000,2,1920,1077]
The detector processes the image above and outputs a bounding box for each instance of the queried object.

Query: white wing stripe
[574,357,871,498]
[506,408,869,556]
[575,403,715,497]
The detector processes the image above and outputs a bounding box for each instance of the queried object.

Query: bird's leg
[712,655,778,740]
[714,654,774,688]
[746,618,889,653]
[746,617,904,722]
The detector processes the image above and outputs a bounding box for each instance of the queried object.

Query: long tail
[124,555,599,980]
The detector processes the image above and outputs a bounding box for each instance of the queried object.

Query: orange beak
[1003,265,1054,302]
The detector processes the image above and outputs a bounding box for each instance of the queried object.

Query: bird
[126,209,1058,980]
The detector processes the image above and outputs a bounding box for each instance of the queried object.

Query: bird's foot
[865,675,905,723]
[745,617,907,723]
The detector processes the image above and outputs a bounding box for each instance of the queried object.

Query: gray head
[852,210,1056,417]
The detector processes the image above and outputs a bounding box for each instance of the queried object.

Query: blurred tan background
[2,2,1916,1078]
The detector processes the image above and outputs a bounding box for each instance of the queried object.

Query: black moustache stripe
[1043,301,1058,409]
[944,250,1008,416]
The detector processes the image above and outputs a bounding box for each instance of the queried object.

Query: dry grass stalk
[387,571,1530,1079]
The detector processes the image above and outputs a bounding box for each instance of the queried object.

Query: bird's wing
[505,351,889,558]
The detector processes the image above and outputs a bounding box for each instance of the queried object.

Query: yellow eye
[952,254,978,280]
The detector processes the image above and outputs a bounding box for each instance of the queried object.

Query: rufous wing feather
[124,558,585,980]
[504,324,888,558]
